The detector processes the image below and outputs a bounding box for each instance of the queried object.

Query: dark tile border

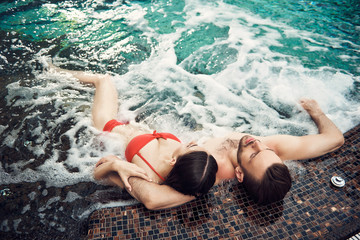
[87,124,360,240]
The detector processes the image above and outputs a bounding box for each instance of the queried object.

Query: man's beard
[237,135,249,165]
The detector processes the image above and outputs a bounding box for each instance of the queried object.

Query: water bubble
[23,140,32,147]
[0,188,12,197]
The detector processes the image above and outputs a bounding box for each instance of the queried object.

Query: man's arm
[270,99,344,161]
[128,177,196,210]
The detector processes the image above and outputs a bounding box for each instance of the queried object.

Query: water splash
[0,0,359,238]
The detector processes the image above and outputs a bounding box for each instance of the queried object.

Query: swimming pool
[0,0,359,239]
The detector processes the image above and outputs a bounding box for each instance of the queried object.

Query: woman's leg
[91,76,118,130]
[49,64,117,130]
[49,64,147,141]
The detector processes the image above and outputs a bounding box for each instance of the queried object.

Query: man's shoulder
[261,135,291,150]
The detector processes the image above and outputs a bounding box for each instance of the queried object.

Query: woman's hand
[95,155,118,167]
[95,155,152,192]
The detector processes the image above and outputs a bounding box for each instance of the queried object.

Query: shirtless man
[115,98,344,209]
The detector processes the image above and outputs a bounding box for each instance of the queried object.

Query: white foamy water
[1,0,359,190]
[0,0,359,237]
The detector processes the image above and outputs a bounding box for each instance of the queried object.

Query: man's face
[237,135,283,180]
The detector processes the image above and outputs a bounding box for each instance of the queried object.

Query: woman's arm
[94,155,195,210]
[94,155,151,191]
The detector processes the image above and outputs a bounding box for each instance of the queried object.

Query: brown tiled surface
[87,125,360,240]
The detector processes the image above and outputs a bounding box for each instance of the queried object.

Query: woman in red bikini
[50,65,218,209]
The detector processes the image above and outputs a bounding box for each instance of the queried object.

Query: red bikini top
[125,131,181,181]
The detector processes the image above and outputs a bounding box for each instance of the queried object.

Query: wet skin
[237,135,283,180]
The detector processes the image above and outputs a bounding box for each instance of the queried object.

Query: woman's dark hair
[164,151,218,197]
[242,163,292,205]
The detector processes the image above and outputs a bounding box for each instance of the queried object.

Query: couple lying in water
[51,65,344,210]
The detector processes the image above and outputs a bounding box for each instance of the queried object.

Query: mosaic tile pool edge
[87,124,360,240]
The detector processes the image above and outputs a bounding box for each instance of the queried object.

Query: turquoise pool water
[0,0,359,239]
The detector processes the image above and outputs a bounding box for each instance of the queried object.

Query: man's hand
[95,155,152,192]
[300,98,324,118]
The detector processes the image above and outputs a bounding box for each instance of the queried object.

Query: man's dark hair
[242,163,292,205]
[164,151,218,197]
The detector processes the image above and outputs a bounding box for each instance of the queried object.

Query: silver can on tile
[331,176,345,187]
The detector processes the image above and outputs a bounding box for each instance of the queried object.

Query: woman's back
[130,136,182,183]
